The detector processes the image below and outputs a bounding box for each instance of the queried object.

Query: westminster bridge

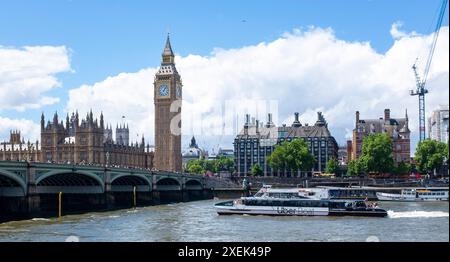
[0,160,211,221]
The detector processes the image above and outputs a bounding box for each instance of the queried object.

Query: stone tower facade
[154,34,182,172]
[115,124,129,145]
[40,110,105,164]
[0,131,40,161]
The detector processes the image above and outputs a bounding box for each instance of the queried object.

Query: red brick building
[349,109,410,164]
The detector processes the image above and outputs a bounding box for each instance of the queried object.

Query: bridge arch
[111,174,152,192]
[155,177,181,191]
[111,174,151,186]
[36,171,104,194]
[37,170,103,186]
[0,169,27,196]
[156,177,181,186]
[185,179,203,190]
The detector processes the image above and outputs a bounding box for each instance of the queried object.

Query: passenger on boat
[242,179,251,197]
[367,202,378,209]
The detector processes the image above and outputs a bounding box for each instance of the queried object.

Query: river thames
[0,200,448,242]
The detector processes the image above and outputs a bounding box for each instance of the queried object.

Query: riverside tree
[347,159,362,176]
[250,164,264,177]
[185,156,234,175]
[359,133,395,174]
[267,139,315,174]
[325,158,340,174]
[186,163,205,175]
[393,161,412,176]
[414,139,449,176]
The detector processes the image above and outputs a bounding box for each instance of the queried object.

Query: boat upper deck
[318,186,448,191]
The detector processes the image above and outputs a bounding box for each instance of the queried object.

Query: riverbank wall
[0,189,214,223]
[205,176,448,189]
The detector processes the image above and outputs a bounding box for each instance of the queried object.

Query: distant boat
[376,188,448,201]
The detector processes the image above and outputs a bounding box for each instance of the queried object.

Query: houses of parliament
[1,35,183,172]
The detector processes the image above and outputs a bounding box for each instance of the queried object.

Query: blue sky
[0,0,449,152]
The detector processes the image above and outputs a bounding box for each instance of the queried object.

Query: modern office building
[234,112,338,177]
[428,105,449,143]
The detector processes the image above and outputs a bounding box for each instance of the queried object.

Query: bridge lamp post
[106,151,110,168]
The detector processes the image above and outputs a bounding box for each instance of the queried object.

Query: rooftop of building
[355,109,410,135]
[236,112,335,140]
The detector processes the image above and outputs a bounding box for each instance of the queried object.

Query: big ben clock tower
[154,34,182,172]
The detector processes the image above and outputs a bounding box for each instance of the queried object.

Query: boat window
[285,200,295,207]
[331,201,345,209]
[268,200,278,206]
[355,201,366,207]
[244,199,254,206]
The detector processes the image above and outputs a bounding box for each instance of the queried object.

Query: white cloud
[0,45,71,111]
[390,21,419,40]
[66,25,449,153]
[66,69,156,144]
[0,117,40,142]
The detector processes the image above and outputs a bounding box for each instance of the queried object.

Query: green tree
[185,159,201,172]
[214,156,235,173]
[267,139,315,173]
[250,164,264,176]
[186,157,235,174]
[347,159,362,176]
[187,163,205,175]
[359,133,394,174]
[394,161,412,176]
[414,139,449,175]
[203,160,216,173]
[267,142,288,171]
[325,158,340,174]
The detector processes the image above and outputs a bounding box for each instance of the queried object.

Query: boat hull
[328,209,387,217]
[215,205,329,216]
[215,205,387,217]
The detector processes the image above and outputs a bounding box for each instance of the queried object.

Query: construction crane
[410,0,448,141]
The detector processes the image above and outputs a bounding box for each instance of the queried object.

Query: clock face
[159,84,169,97]
[176,85,182,98]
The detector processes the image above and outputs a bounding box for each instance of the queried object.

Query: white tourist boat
[376,188,448,201]
[215,185,387,217]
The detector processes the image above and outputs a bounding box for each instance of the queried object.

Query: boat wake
[387,210,449,218]
[31,218,51,221]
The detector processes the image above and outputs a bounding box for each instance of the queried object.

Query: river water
[0,200,448,242]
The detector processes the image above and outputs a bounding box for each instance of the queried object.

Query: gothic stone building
[349,109,410,164]
[153,34,182,172]
[2,35,187,171]
[234,112,338,177]
[39,111,153,168]
[0,131,40,161]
